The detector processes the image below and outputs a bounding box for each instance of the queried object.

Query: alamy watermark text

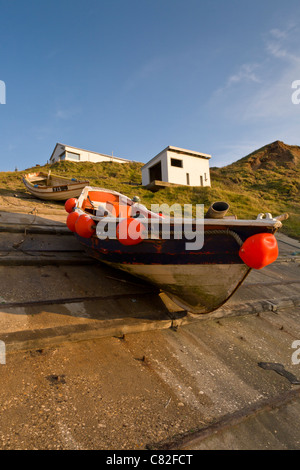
[0,340,6,365]
[96,202,205,250]
[292,340,300,365]
[0,80,6,104]
[291,80,300,104]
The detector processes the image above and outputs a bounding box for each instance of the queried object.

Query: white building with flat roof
[49,143,130,164]
[142,146,211,189]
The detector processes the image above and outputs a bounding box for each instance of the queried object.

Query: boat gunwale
[75,186,283,230]
[74,210,283,230]
[23,172,89,190]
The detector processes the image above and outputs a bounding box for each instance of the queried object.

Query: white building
[49,143,130,164]
[142,146,211,189]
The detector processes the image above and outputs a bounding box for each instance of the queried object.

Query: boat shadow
[0,262,186,326]
[0,208,187,331]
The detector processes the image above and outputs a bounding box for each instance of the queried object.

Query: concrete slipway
[0,203,300,450]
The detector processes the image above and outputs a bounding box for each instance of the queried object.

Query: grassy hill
[0,140,299,240]
[210,140,300,240]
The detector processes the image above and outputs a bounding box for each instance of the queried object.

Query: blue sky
[0,0,300,171]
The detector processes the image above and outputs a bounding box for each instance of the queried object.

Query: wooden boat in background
[64,186,287,314]
[23,171,89,201]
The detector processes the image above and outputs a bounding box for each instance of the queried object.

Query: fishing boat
[23,170,90,201]
[64,186,287,314]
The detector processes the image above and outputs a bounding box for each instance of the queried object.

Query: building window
[186,173,190,185]
[200,175,203,186]
[171,158,183,168]
[204,172,208,181]
[66,152,80,161]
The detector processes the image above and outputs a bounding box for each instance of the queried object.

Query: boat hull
[100,260,250,313]
[67,186,284,314]
[75,228,258,314]
[23,172,89,201]
[23,183,88,200]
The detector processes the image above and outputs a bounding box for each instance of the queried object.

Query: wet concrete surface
[0,207,300,450]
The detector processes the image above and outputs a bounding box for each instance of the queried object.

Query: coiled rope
[205,229,243,247]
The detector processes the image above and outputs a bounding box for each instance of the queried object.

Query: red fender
[65,198,78,213]
[239,233,278,269]
[75,214,96,238]
[116,218,146,246]
[66,211,80,232]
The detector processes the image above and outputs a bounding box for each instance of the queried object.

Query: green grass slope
[0,140,299,240]
[210,141,300,240]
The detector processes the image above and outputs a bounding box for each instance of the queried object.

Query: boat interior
[25,172,87,188]
[81,190,132,218]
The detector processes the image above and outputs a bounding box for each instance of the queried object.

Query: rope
[205,229,243,247]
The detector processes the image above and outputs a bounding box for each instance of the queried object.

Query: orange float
[66,211,80,232]
[116,218,146,246]
[239,233,278,269]
[65,198,78,213]
[75,214,96,238]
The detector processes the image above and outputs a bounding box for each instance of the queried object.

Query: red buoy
[65,198,78,213]
[239,233,278,269]
[66,211,80,232]
[116,218,146,246]
[75,214,96,238]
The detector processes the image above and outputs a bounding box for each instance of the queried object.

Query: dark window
[149,161,162,182]
[171,158,183,168]
[186,173,190,185]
